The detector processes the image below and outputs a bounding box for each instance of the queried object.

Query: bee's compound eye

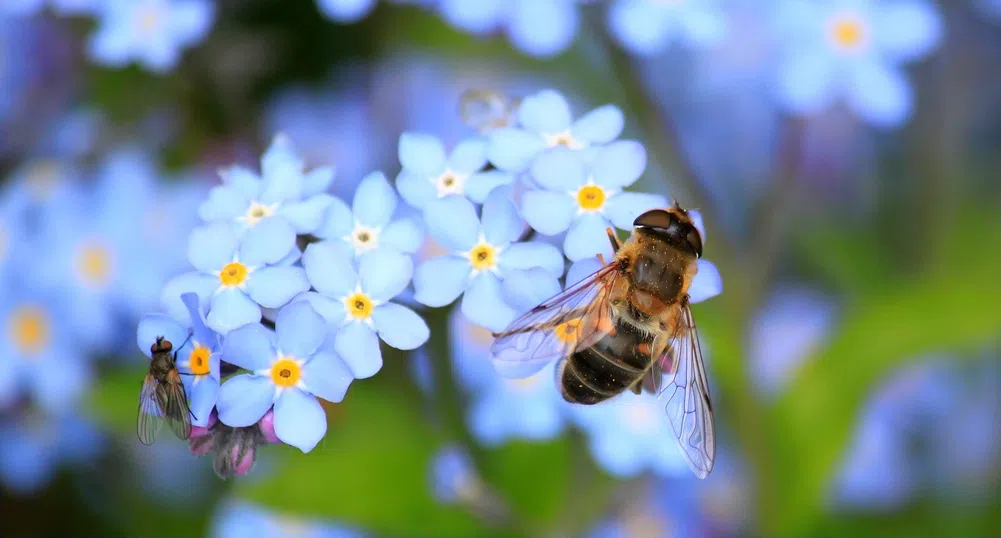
[686,228,704,258]
[633,209,673,231]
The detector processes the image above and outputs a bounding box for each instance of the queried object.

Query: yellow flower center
[829,13,867,51]
[75,241,115,288]
[188,345,212,376]
[345,292,374,320]
[468,243,497,271]
[554,319,581,344]
[244,202,274,227]
[624,401,658,432]
[270,356,302,388]
[507,374,542,393]
[136,4,164,32]
[434,171,466,197]
[576,185,606,211]
[349,225,380,254]
[218,262,249,287]
[544,131,583,149]
[8,305,50,358]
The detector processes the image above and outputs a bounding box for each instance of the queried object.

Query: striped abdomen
[558,314,656,405]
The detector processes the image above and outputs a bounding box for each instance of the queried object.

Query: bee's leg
[605,227,621,253]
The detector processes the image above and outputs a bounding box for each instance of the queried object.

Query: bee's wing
[137,374,165,445]
[490,263,621,379]
[659,300,716,479]
[163,369,193,441]
[459,89,517,132]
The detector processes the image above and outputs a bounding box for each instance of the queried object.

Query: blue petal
[302,241,358,297]
[246,266,310,308]
[302,351,353,403]
[498,241,565,277]
[314,195,353,240]
[775,48,837,114]
[260,135,304,204]
[303,165,336,197]
[188,223,238,273]
[846,61,912,128]
[563,213,612,262]
[399,132,447,178]
[199,186,247,222]
[604,192,667,230]
[317,0,376,22]
[207,289,262,335]
[292,291,347,326]
[372,303,429,350]
[276,301,328,359]
[461,273,517,332]
[353,171,397,228]
[217,375,276,427]
[219,166,262,200]
[359,249,413,301]
[281,194,333,234]
[501,268,562,312]
[31,355,90,414]
[591,141,647,190]
[381,218,423,254]
[481,187,524,246]
[423,195,480,252]
[517,89,572,134]
[688,209,706,245]
[689,259,722,303]
[608,0,670,55]
[181,292,217,350]
[274,388,327,453]
[486,128,546,172]
[161,272,218,323]
[530,147,587,191]
[448,137,488,174]
[414,256,472,307]
[508,0,579,57]
[396,170,437,210]
[221,322,276,371]
[521,190,576,235]
[567,257,604,287]
[240,217,297,267]
[874,1,942,63]
[439,0,504,32]
[334,322,383,379]
[465,170,515,203]
[136,314,187,357]
[185,376,220,428]
[571,105,624,145]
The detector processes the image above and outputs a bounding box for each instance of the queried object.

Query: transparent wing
[659,301,716,479]
[163,369,193,441]
[459,89,519,133]
[137,374,165,446]
[490,263,620,379]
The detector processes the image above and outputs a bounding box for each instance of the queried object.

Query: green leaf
[86,366,148,435]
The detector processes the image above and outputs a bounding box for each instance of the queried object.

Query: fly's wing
[137,374,165,445]
[163,369,193,441]
[459,89,518,133]
[659,301,716,479]
[490,263,620,379]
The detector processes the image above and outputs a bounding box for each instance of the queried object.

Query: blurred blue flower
[413,189,564,332]
[0,0,98,16]
[0,410,104,495]
[299,241,429,379]
[201,134,335,236]
[772,0,943,127]
[396,132,513,209]
[162,220,309,335]
[572,390,690,478]
[430,444,481,504]
[0,289,92,412]
[487,89,624,173]
[87,0,215,72]
[436,0,581,58]
[314,171,423,258]
[211,500,366,538]
[316,0,376,23]
[523,143,666,261]
[137,292,221,427]
[216,302,354,453]
[608,0,727,56]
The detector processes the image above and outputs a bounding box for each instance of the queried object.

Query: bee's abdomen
[559,318,654,405]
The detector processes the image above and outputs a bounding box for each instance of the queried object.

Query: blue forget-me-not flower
[316,0,377,23]
[216,302,354,453]
[315,171,423,258]
[396,132,513,209]
[137,292,221,427]
[87,0,215,73]
[413,188,564,332]
[607,0,727,56]
[523,142,666,261]
[0,411,104,495]
[211,500,366,538]
[299,242,429,379]
[162,220,309,335]
[436,0,581,58]
[200,134,335,237]
[487,89,624,173]
[772,0,943,127]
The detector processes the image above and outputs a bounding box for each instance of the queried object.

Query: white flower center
[135,3,166,33]
[433,169,467,197]
[346,223,381,255]
[543,130,584,149]
[506,373,542,393]
[624,400,658,433]
[241,201,277,227]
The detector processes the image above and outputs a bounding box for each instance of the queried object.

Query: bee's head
[633,204,704,258]
[151,336,172,355]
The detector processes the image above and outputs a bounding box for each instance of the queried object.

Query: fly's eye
[686,228,704,258]
[633,209,674,230]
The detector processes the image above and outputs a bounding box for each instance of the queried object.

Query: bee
[490,203,716,478]
[137,335,194,445]
[458,89,520,134]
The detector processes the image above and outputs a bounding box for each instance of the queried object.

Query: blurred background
[1,0,999,536]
